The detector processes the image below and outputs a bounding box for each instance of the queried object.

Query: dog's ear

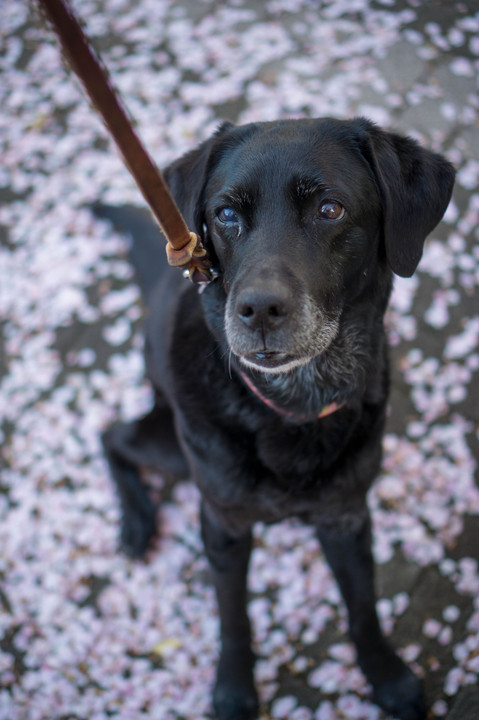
[162,121,234,235]
[357,119,455,277]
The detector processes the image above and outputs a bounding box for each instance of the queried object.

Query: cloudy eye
[318,201,345,220]
[217,207,239,224]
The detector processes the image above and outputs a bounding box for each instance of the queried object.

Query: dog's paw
[213,682,258,720]
[373,666,426,720]
[120,502,157,559]
[213,645,258,720]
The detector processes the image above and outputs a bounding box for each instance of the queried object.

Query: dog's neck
[234,320,377,423]
[239,369,344,422]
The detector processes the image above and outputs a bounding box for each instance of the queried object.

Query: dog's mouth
[239,351,310,374]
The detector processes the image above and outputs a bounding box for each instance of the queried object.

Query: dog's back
[93,203,169,303]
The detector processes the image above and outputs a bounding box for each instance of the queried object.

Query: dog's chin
[239,353,311,375]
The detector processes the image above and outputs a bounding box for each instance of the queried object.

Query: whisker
[215,346,235,381]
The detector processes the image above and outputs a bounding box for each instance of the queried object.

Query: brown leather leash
[36,0,214,285]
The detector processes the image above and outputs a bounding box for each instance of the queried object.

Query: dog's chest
[253,417,342,478]
[201,422,347,530]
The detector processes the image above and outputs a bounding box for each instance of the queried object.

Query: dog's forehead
[210,120,371,197]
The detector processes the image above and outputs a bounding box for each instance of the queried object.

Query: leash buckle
[183,266,219,290]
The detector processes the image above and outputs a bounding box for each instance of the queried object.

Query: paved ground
[0,1,478,719]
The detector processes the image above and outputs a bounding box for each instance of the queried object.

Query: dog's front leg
[317,512,426,720]
[200,501,258,720]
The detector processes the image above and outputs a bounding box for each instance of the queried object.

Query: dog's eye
[318,201,345,220]
[217,207,239,224]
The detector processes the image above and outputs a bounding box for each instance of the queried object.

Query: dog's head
[164,118,454,375]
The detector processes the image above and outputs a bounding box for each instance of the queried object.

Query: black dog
[97,117,454,720]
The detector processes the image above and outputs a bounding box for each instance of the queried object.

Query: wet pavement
[0,1,478,719]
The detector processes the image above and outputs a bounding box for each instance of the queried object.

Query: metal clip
[183,266,219,292]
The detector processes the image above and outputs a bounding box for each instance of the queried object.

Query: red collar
[239,370,344,421]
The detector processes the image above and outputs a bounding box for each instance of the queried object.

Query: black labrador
[97,117,455,720]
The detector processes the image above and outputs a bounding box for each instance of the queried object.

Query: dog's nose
[235,286,291,330]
